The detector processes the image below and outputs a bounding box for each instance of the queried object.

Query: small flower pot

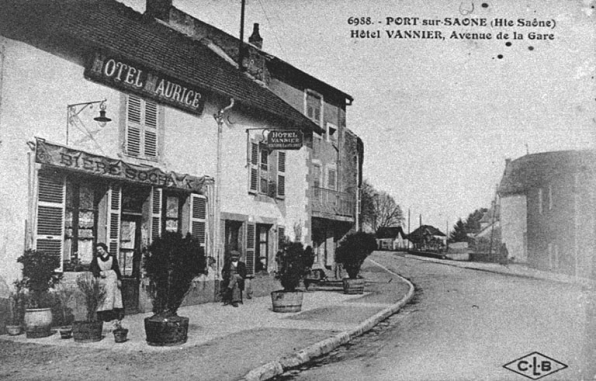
[59,326,73,339]
[6,325,23,336]
[113,328,129,343]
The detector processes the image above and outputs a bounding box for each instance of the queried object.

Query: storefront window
[164,194,182,233]
[64,179,101,270]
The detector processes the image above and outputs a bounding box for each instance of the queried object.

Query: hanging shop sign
[266,130,303,150]
[35,138,210,193]
[84,52,205,116]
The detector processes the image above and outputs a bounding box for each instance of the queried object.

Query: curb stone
[239,259,415,381]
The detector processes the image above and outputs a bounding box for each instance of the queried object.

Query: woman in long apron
[90,243,124,326]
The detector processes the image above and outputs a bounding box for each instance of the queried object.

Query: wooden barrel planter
[144,315,189,346]
[24,308,53,338]
[72,321,103,343]
[271,290,304,313]
[342,278,365,294]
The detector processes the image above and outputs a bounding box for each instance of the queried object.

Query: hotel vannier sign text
[85,52,205,116]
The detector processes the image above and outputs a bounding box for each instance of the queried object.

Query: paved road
[285,252,594,381]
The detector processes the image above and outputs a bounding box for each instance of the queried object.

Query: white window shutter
[107,184,121,256]
[126,95,142,157]
[36,173,65,271]
[150,187,162,242]
[249,142,259,193]
[246,223,255,276]
[190,194,206,247]
[277,151,286,198]
[144,100,158,159]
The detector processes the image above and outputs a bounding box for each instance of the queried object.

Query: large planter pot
[72,321,103,343]
[144,315,189,346]
[24,308,53,338]
[271,290,304,313]
[342,278,365,294]
[6,324,23,336]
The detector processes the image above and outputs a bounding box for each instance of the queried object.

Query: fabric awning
[35,138,212,194]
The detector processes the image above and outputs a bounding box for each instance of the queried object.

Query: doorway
[119,214,142,314]
[255,224,270,273]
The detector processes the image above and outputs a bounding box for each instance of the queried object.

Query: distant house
[407,225,447,252]
[498,150,596,279]
[376,226,407,251]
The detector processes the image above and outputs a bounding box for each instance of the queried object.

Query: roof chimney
[249,23,263,49]
[146,0,172,21]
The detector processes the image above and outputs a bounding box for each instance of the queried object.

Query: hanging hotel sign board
[266,130,303,150]
[84,52,205,116]
[35,138,210,193]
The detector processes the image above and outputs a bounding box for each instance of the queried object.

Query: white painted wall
[0,36,310,290]
[500,194,527,263]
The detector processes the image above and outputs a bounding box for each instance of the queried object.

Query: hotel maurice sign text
[85,52,205,116]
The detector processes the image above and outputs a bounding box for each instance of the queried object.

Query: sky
[127,0,595,233]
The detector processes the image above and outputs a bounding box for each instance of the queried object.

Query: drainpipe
[213,99,235,284]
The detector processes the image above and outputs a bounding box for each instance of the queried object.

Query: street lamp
[66,99,112,145]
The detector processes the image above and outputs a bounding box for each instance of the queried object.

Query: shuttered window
[248,140,279,198]
[36,172,65,271]
[246,223,255,276]
[151,187,162,241]
[126,94,159,160]
[190,194,207,247]
[305,91,322,126]
[327,167,337,190]
[107,184,121,257]
[277,151,286,198]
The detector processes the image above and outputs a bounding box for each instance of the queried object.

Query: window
[327,166,337,190]
[538,188,543,214]
[190,194,207,247]
[248,141,283,198]
[305,91,322,125]
[326,122,338,142]
[125,94,159,160]
[64,179,101,267]
[35,172,106,272]
[277,152,286,198]
[313,163,322,197]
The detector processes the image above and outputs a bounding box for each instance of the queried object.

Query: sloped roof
[498,150,596,196]
[376,226,406,239]
[0,0,323,134]
[406,225,446,243]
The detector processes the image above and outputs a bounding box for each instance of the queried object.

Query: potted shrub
[17,249,62,338]
[143,232,205,346]
[335,232,377,294]
[271,241,309,313]
[5,281,25,336]
[112,320,128,343]
[72,273,106,342]
[55,284,76,339]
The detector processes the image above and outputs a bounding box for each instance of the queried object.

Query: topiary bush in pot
[17,249,62,338]
[335,232,377,294]
[143,231,206,346]
[72,272,106,342]
[271,241,309,312]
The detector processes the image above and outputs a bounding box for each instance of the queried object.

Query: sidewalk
[404,253,596,289]
[1,257,414,381]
